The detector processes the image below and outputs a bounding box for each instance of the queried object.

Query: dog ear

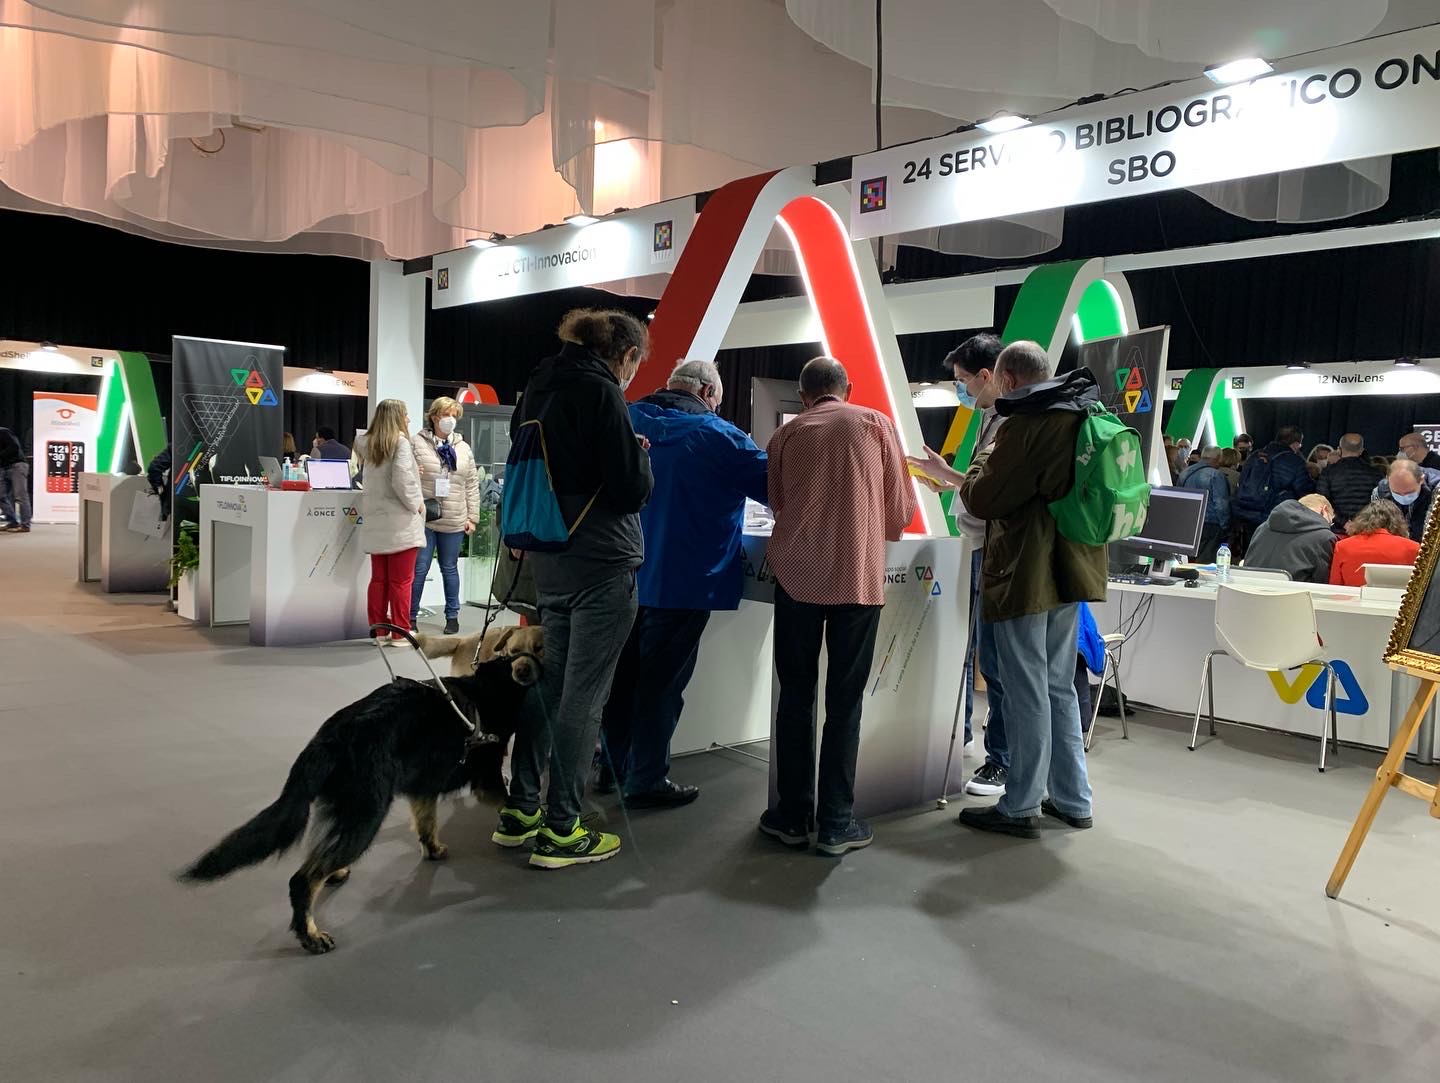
[490,627,518,655]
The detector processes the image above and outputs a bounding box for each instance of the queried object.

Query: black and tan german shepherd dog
[181,655,535,955]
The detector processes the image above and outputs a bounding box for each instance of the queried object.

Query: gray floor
[5,524,1440,1082]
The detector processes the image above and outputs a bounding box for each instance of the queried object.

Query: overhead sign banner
[283,367,369,397]
[31,392,98,524]
[1,340,115,375]
[431,197,696,307]
[850,23,1440,239]
[1076,326,1170,484]
[1222,361,1440,399]
[171,336,284,542]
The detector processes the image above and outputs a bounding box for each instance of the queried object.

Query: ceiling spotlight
[1204,57,1273,85]
[565,214,600,226]
[1395,356,1419,367]
[977,112,1031,134]
[1285,361,1310,370]
[467,235,497,249]
[41,341,57,351]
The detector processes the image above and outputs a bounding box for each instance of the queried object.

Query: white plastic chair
[1190,584,1340,771]
[1084,633,1128,750]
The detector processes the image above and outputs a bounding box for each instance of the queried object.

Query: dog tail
[180,743,333,882]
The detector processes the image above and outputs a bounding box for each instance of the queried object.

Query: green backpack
[1049,403,1151,545]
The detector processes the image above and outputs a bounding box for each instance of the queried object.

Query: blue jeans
[409,528,463,621]
[978,617,1009,771]
[992,603,1092,820]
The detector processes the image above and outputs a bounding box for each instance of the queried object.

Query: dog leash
[369,622,498,744]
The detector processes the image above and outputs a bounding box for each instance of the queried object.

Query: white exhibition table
[1091,578,1438,759]
[77,473,169,593]
[197,484,370,646]
[674,531,970,819]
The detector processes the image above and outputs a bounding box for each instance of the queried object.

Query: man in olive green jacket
[948,340,1107,838]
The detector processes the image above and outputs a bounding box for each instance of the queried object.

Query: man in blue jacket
[599,359,770,808]
[1230,425,1313,558]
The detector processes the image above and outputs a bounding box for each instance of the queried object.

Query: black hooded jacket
[513,342,653,593]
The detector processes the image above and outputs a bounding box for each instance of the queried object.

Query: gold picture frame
[1384,500,1440,677]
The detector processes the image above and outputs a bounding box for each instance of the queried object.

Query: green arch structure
[938,257,1136,532]
[95,351,167,472]
[1165,369,1238,449]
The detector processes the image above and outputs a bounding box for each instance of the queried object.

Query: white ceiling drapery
[0,0,1434,260]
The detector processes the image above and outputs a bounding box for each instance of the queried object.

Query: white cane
[936,556,982,808]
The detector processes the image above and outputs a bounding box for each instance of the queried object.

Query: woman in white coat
[409,395,481,634]
[358,398,425,644]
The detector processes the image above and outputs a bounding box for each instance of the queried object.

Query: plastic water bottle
[1215,543,1231,584]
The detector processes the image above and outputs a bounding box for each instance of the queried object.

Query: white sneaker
[964,762,1007,796]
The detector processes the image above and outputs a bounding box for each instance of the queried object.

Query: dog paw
[299,930,336,955]
[326,868,351,886]
[422,843,449,861]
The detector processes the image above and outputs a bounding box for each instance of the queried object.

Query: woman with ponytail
[494,308,653,869]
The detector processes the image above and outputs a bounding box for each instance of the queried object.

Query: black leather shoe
[1040,799,1093,829]
[957,805,1041,839]
[622,779,700,808]
[443,617,460,635]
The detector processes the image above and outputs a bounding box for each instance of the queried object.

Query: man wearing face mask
[310,426,351,461]
[942,333,1011,798]
[1397,432,1440,473]
[1372,458,1437,542]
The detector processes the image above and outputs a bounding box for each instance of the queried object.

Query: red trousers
[368,548,419,637]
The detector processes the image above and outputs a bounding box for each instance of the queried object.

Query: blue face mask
[1393,488,1420,506]
[955,380,977,409]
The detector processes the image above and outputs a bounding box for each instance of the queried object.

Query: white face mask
[437,416,457,436]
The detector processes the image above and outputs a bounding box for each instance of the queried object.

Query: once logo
[1266,661,1369,716]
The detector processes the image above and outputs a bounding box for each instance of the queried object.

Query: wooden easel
[1327,668,1440,898]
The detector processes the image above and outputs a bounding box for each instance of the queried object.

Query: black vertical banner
[1075,325,1170,482]
[171,337,284,543]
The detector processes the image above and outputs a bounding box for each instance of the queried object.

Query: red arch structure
[636,167,939,535]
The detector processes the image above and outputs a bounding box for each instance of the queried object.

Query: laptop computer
[306,459,352,490]
[257,455,283,488]
[1362,563,1414,589]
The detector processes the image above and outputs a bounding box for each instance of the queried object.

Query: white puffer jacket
[360,437,425,555]
[412,429,481,534]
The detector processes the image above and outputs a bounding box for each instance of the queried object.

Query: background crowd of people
[1166,424,1429,584]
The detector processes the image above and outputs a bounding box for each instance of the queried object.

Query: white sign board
[1222,361,1440,400]
[851,24,1440,239]
[283,367,369,397]
[1,340,115,375]
[32,392,99,524]
[431,198,695,307]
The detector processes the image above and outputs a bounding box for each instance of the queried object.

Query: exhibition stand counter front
[196,484,370,647]
[1092,578,1437,760]
[77,472,169,593]
[675,531,970,819]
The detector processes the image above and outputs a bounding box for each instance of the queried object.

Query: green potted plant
[169,520,200,620]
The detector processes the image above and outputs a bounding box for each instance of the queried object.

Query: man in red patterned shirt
[759,356,916,856]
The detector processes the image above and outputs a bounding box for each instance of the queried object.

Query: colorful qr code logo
[654,220,674,252]
[436,268,450,290]
[859,177,887,213]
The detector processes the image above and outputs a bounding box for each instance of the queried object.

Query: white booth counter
[77,473,170,593]
[1092,578,1437,759]
[197,484,370,646]
[674,531,970,819]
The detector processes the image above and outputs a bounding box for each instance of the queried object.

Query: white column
[367,260,426,425]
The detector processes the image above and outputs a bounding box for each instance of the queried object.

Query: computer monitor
[306,459,352,490]
[1117,485,1207,559]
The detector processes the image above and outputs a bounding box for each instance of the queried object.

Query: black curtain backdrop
[0,208,369,370]
[1238,393,1440,458]
[282,394,366,456]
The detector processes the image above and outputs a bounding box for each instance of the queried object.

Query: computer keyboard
[1108,574,1180,586]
